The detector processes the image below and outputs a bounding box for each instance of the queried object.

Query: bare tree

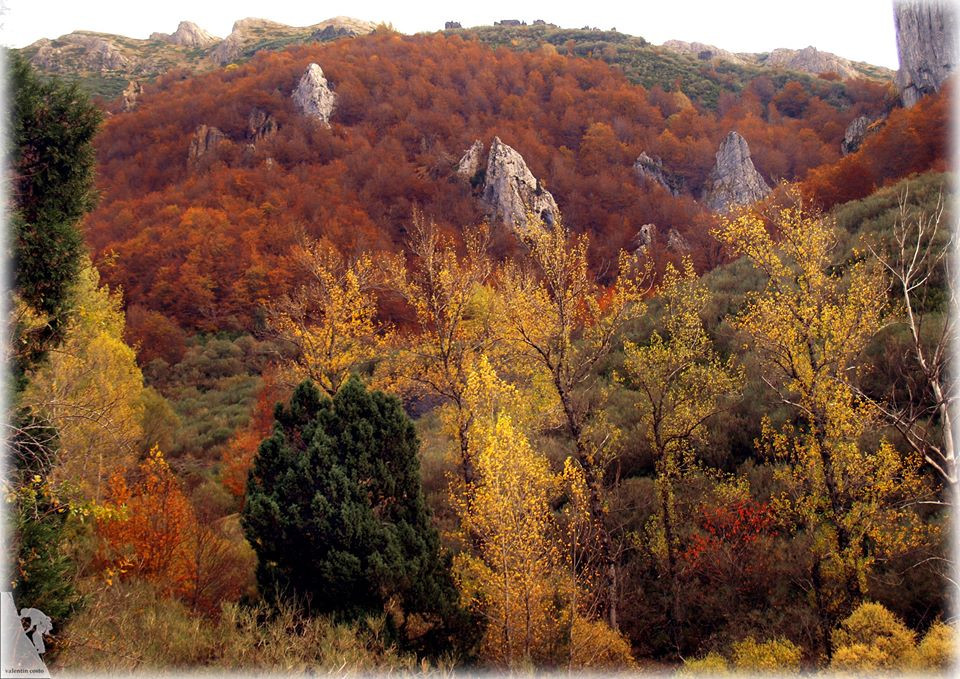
[868,190,956,496]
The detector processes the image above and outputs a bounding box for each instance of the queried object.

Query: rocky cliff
[762,46,859,79]
[894,0,957,106]
[150,21,219,48]
[188,125,226,169]
[292,63,338,124]
[660,40,892,80]
[456,140,486,180]
[701,131,770,213]
[633,152,683,196]
[481,137,559,231]
[19,17,375,99]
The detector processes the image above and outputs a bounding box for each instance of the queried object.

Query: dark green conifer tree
[242,377,471,653]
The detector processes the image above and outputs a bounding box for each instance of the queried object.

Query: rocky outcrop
[633,152,683,196]
[150,21,219,48]
[762,46,859,79]
[292,63,337,125]
[667,228,691,254]
[456,140,485,180]
[445,22,463,30]
[30,34,131,73]
[702,132,770,213]
[121,80,143,112]
[634,223,657,254]
[188,125,226,169]
[841,115,872,155]
[211,17,376,65]
[661,40,748,64]
[247,108,278,142]
[894,0,957,107]
[482,137,559,231]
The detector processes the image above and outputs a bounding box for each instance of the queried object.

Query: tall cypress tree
[242,377,469,651]
[9,51,101,385]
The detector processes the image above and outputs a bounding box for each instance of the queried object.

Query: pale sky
[0,0,942,69]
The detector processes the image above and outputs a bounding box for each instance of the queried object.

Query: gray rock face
[150,21,219,48]
[634,223,657,254]
[841,115,871,155]
[894,0,957,107]
[31,34,130,72]
[247,108,278,142]
[482,137,559,231]
[188,124,226,169]
[667,228,691,254]
[292,63,337,125]
[763,46,859,79]
[702,131,770,213]
[633,152,683,196]
[121,80,143,112]
[456,140,485,180]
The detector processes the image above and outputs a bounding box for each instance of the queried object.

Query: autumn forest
[5,6,957,675]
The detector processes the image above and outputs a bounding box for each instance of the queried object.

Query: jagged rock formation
[188,125,226,169]
[633,152,683,196]
[456,140,485,180]
[211,17,376,65]
[30,34,130,73]
[445,22,463,30]
[150,21,219,48]
[894,0,957,107]
[634,223,657,254]
[247,108,278,142]
[762,46,859,79]
[121,80,143,112]
[841,115,873,155]
[293,63,337,125]
[661,40,749,64]
[482,137,559,231]
[702,131,770,213]
[660,40,893,81]
[667,228,690,254]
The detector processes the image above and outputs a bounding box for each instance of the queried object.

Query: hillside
[444,24,893,109]
[18,16,377,98]
[20,18,892,109]
[82,30,905,340]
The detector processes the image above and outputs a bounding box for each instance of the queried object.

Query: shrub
[731,636,803,671]
[914,621,954,671]
[830,602,917,671]
[678,651,729,674]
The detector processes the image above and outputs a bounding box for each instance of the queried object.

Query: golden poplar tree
[622,258,742,649]
[21,258,145,503]
[498,213,648,628]
[266,236,389,395]
[452,358,562,667]
[388,212,495,484]
[714,199,930,656]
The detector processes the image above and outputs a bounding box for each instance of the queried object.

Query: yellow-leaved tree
[453,357,633,669]
[21,258,146,503]
[714,199,931,657]
[498,213,648,628]
[622,258,742,651]
[388,212,495,484]
[266,236,390,395]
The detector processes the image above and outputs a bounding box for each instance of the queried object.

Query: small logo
[18,609,52,655]
[1,592,51,678]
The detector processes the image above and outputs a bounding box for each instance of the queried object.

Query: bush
[569,616,635,669]
[914,621,954,671]
[731,636,802,671]
[830,602,917,671]
[678,651,729,674]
